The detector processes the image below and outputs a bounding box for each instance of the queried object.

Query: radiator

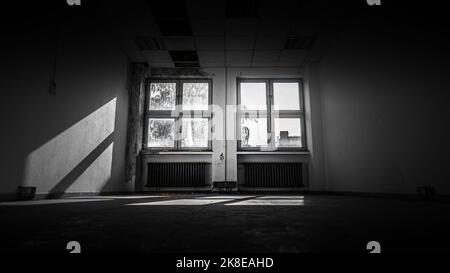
[147,162,208,187]
[244,163,304,188]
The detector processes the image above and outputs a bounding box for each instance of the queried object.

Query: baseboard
[141,186,213,193]
[0,191,136,202]
[238,186,307,193]
[0,193,18,202]
[302,190,450,203]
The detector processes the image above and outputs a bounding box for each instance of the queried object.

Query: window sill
[141,151,213,155]
[237,151,310,155]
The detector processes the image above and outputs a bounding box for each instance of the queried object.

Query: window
[237,79,305,151]
[145,79,212,151]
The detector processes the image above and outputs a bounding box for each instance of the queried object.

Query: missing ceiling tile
[169,50,200,68]
[157,18,192,36]
[147,0,193,36]
[148,0,189,19]
[170,50,199,62]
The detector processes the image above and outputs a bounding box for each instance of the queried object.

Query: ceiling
[99,0,362,68]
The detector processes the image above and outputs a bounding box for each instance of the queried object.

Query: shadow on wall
[21,98,117,197]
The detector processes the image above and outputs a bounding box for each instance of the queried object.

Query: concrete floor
[0,194,449,253]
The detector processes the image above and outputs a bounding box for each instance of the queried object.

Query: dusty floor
[0,194,449,253]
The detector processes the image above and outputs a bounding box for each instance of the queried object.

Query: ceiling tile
[259,0,298,20]
[187,0,226,19]
[252,50,280,63]
[226,36,255,50]
[198,50,225,63]
[116,37,140,52]
[196,36,225,50]
[162,36,196,50]
[258,19,290,36]
[226,0,260,18]
[255,35,286,50]
[289,19,325,36]
[226,18,258,36]
[304,35,334,63]
[226,50,252,66]
[103,2,161,36]
[277,50,308,64]
[135,37,166,50]
[112,21,161,38]
[142,50,173,65]
[127,51,146,63]
[191,18,225,36]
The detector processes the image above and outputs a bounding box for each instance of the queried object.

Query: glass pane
[274,118,302,147]
[148,118,175,148]
[240,117,268,147]
[240,82,267,111]
[182,82,209,110]
[149,82,176,110]
[181,118,209,148]
[273,82,300,110]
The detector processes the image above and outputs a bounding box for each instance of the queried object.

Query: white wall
[0,5,131,198]
[319,26,450,195]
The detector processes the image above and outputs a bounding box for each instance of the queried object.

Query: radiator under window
[244,162,305,188]
[147,162,209,187]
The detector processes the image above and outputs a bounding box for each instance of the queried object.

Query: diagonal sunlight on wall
[21,98,117,195]
[65,142,114,193]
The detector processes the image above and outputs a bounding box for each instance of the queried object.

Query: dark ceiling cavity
[226,0,260,18]
[157,19,192,36]
[169,50,200,68]
[284,35,318,50]
[147,0,193,36]
[148,0,189,19]
[135,37,166,51]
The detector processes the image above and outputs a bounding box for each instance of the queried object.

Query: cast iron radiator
[147,162,208,187]
[244,163,304,188]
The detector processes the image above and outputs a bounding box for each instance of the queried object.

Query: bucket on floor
[17,186,36,201]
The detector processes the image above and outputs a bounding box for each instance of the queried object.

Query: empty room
[1,0,450,260]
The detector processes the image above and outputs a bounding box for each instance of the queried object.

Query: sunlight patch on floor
[126,196,305,206]
[126,199,231,206]
[198,195,255,199]
[257,196,304,199]
[225,199,304,206]
[68,195,167,199]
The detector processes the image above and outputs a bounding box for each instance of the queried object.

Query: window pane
[183,82,209,110]
[273,82,300,110]
[274,118,302,147]
[181,118,208,148]
[240,117,268,147]
[149,82,176,110]
[148,118,175,148]
[240,82,267,111]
